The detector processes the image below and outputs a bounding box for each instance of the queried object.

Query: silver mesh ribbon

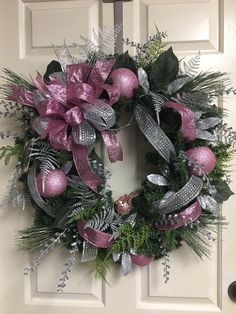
[72,121,96,145]
[27,164,56,218]
[81,241,98,263]
[121,252,132,276]
[82,100,116,131]
[153,175,203,214]
[134,105,175,162]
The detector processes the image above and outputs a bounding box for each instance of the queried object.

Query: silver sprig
[158,236,170,283]
[24,229,68,275]
[57,230,79,292]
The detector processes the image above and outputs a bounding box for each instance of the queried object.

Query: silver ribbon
[27,163,56,218]
[121,252,132,276]
[153,175,203,214]
[81,240,98,263]
[147,174,169,186]
[72,121,96,145]
[82,100,116,131]
[134,105,176,162]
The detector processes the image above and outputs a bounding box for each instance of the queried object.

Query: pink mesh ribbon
[155,200,202,230]
[77,219,114,248]
[164,101,196,143]
[9,60,123,191]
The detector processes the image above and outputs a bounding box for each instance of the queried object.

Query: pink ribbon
[131,254,154,266]
[155,200,202,230]
[9,60,123,192]
[77,219,114,248]
[164,101,196,143]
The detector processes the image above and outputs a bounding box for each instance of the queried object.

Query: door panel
[0,0,236,313]
[123,0,236,313]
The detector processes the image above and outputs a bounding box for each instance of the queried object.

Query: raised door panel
[128,0,223,54]
[123,0,236,313]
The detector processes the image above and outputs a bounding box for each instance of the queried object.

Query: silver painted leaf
[112,252,121,263]
[196,117,222,130]
[147,174,169,186]
[167,77,189,95]
[138,68,149,93]
[196,129,217,141]
[198,195,220,216]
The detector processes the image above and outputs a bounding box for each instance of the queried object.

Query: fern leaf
[180,53,201,77]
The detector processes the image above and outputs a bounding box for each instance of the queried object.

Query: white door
[0,0,236,314]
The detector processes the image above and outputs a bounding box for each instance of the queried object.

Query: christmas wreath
[0,29,235,290]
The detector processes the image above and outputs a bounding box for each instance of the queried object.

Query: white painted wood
[123,0,236,313]
[0,0,236,313]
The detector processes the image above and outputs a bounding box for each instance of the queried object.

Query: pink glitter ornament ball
[185,146,216,176]
[110,68,139,98]
[36,169,68,198]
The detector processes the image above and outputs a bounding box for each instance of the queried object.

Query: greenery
[0,31,235,284]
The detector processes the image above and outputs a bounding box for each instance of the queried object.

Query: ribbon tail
[72,144,104,192]
[101,130,123,162]
[134,105,176,162]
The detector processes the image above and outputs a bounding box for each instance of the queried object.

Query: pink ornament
[110,68,139,98]
[131,254,154,266]
[36,169,68,198]
[185,146,216,176]
[115,192,139,215]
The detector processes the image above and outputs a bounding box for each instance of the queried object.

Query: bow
[9,59,123,192]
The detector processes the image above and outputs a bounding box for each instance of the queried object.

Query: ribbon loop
[153,175,203,215]
[134,105,176,162]
[82,100,116,130]
[72,145,104,192]
[101,130,123,162]
[72,121,96,145]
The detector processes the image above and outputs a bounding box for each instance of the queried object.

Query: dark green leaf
[214,181,234,203]
[149,47,179,91]
[160,108,182,133]
[113,51,137,75]
[43,60,62,82]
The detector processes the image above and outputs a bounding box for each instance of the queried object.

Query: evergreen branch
[1,68,35,91]
[110,224,152,254]
[182,71,229,96]
[89,251,112,283]
[0,144,23,165]
[23,228,68,274]
[16,226,57,254]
